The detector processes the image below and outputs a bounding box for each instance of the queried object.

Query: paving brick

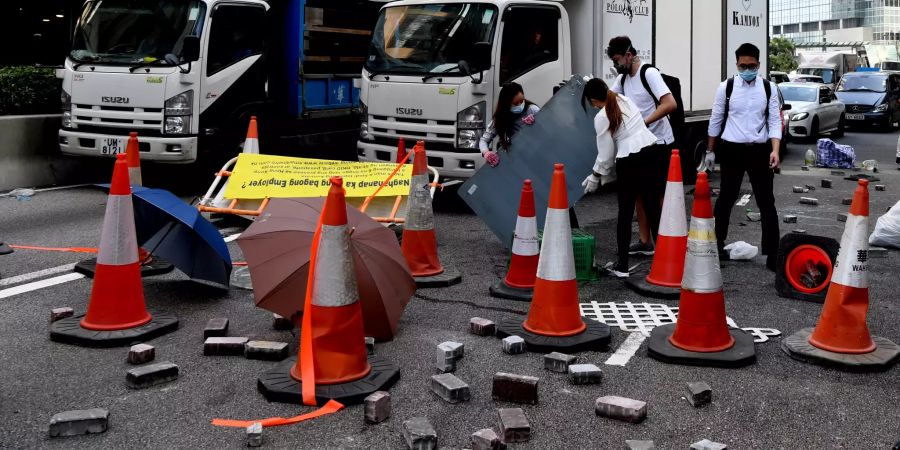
[203,317,229,339]
[791,186,807,193]
[869,247,888,258]
[595,396,647,423]
[821,179,832,188]
[246,422,263,447]
[799,197,819,206]
[49,408,109,438]
[365,336,376,355]
[691,439,728,450]
[746,212,761,222]
[842,197,853,205]
[435,343,457,373]
[244,341,289,361]
[50,307,74,323]
[501,336,526,354]
[364,391,391,424]
[837,213,848,223]
[543,352,577,373]
[491,372,538,404]
[497,408,530,443]
[831,170,846,176]
[402,417,437,450]
[783,215,798,224]
[471,428,505,450]
[127,344,155,365]
[875,184,886,191]
[441,341,464,359]
[801,165,809,171]
[272,313,293,330]
[470,317,496,336]
[567,364,602,385]
[126,361,178,389]
[804,184,816,191]
[685,381,712,407]
[625,440,656,450]
[432,373,471,403]
[204,337,249,356]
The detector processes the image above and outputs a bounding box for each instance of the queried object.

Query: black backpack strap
[763,78,771,125]
[720,77,734,138]
[638,64,660,106]
[619,73,626,95]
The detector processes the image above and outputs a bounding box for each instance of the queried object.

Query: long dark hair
[493,82,534,149]
[582,78,624,135]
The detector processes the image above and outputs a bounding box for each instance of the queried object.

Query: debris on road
[800,197,819,205]
[792,186,807,193]
[821,179,832,188]
[204,337,248,356]
[875,184,886,191]
[625,440,657,450]
[402,417,437,450]
[543,352,577,373]
[272,313,293,330]
[244,341,289,361]
[567,364,602,385]
[501,335,526,354]
[203,318,229,339]
[126,361,178,389]
[470,317,496,336]
[783,215,798,224]
[471,428,505,450]
[127,344,155,365]
[492,372,538,404]
[365,336,375,355]
[49,408,108,438]
[685,381,712,407]
[497,408,531,443]
[431,373,471,403]
[838,213,848,223]
[246,422,263,447]
[595,396,648,423]
[691,439,728,450]
[50,307,74,323]
[435,342,459,373]
[842,198,853,205]
[364,391,391,424]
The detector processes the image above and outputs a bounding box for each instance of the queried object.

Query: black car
[835,71,900,130]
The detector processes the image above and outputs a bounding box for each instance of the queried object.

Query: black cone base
[489,280,533,301]
[50,312,179,347]
[74,257,175,279]
[496,317,610,353]
[414,266,462,288]
[781,328,900,372]
[258,355,400,406]
[624,269,681,300]
[0,242,13,255]
[647,323,756,368]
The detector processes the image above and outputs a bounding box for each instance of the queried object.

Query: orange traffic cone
[626,149,687,299]
[258,177,399,405]
[782,179,899,371]
[50,154,178,347]
[397,137,407,163]
[647,172,756,367]
[208,116,262,210]
[400,141,461,287]
[125,132,142,187]
[496,164,610,352]
[243,116,260,155]
[490,179,539,301]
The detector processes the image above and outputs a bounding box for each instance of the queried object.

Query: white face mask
[510,102,525,114]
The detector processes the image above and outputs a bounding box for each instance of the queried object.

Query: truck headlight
[359,101,373,140]
[164,90,193,135]
[61,91,73,128]
[790,112,808,121]
[875,103,888,112]
[457,101,485,149]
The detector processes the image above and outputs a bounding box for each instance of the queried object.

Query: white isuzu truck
[356,0,769,181]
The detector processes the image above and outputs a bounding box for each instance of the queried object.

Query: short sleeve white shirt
[611,63,675,145]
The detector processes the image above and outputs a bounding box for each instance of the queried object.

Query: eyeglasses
[737,63,760,71]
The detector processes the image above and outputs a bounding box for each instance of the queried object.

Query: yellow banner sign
[224,153,413,199]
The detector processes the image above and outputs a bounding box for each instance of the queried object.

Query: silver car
[780,82,846,140]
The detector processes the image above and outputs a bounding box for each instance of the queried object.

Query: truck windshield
[798,68,835,84]
[70,0,204,64]
[837,75,887,93]
[365,4,498,75]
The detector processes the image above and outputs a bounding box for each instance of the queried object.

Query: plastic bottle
[804,148,816,166]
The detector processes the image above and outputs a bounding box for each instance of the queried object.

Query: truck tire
[774,233,840,303]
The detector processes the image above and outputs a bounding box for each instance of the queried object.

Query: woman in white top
[580,78,659,277]
[479,82,540,167]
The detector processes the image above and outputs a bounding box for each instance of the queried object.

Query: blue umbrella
[100,185,232,287]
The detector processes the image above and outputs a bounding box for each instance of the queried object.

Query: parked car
[780,82,846,140]
[776,85,792,153]
[835,71,900,130]
[769,71,790,84]
[793,74,826,83]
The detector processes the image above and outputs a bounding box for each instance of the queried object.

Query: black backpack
[721,76,772,137]
[619,64,685,141]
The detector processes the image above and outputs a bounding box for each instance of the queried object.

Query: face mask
[510,103,525,114]
[739,69,758,82]
[615,58,632,75]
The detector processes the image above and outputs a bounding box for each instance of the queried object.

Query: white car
[780,82,846,140]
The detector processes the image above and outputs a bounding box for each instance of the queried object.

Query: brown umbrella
[237,197,415,341]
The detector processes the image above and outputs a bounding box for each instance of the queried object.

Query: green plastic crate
[508,228,598,281]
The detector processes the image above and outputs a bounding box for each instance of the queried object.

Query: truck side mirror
[471,42,492,72]
[182,36,200,63]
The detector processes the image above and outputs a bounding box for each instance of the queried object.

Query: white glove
[704,151,716,171]
[582,173,600,194]
[600,172,616,186]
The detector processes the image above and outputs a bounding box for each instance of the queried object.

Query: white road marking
[604,332,647,366]
[735,194,751,206]
[0,273,85,299]
[224,233,241,243]
[0,263,77,287]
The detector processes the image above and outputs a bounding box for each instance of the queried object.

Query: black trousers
[615,145,665,268]
[714,141,780,256]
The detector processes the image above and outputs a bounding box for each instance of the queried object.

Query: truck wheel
[774,233,840,303]
[833,114,845,138]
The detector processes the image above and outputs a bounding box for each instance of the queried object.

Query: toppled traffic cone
[626,149,687,299]
[397,137,407,163]
[50,154,178,347]
[782,179,899,371]
[496,164,610,352]
[647,172,756,367]
[401,141,461,287]
[490,180,538,301]
[258,177,399,405]
[125,132,143,186]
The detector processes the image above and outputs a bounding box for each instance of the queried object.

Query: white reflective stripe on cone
[312,224,359,308]
[96,194,139,266]
[404,174,434,231]
[658,181,687,237]
[512,217,539,256]
[536,208,576,281]
[128,168,143,187]
[682,217,722,293]
[831,213,869,289]
[243,138,259,155]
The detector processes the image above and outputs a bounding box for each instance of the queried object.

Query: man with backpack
[607,36,678,257]
[707,43,781,271]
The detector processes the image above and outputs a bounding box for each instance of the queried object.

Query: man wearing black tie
[706,43,781,271]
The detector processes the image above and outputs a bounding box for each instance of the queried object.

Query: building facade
[770,0,900,45]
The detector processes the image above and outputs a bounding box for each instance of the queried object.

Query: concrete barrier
[0,114,106,191]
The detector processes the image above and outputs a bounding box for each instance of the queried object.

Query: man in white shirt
[707,43,782,271]
[607,36,677,256]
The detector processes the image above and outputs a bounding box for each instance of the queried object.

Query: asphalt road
[0,128,898,449]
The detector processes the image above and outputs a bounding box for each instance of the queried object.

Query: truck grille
[72,104,164,130]
[368,115,476,153]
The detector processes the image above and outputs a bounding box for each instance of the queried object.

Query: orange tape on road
[211,400,344,428]
[9,245,98,254]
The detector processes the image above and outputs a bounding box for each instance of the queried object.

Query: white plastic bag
[723,241,758,260]
[869,201,900,250]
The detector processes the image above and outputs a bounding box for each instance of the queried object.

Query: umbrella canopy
[238,197,415,341]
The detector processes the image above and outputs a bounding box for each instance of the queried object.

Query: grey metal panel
[458,75,599,248]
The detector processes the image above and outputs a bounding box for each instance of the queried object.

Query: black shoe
[718,247,730,261]
[766,254,776,272]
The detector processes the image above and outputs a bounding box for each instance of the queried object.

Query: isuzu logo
[101,96,130,104]
[396,107,423,116]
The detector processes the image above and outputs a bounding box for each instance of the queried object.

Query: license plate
[846,114,865,120]
[100,137,126,156]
